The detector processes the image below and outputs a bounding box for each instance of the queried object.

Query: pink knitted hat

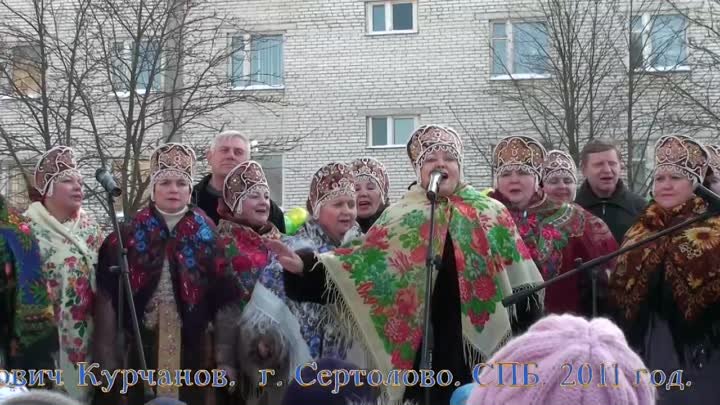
[468,314,656,405]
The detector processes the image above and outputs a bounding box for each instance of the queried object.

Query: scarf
[490,191,583,278]
[314,184,543,404]
[610,196,720,322]
[0,197,54,362]
[283,220,363,360]
[216,218,311,384]
[97,205,233,341]
[24,202,102,401]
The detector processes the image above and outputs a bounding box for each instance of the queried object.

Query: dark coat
[575,180,646,243]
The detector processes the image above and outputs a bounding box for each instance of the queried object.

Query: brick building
[1,0,714,214]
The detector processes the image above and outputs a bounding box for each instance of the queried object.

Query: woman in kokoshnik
[542,150,579,204]
[609,135,720,405]
[275,161,363,362]
[93,144,240,405]
[350,157,390,233]
[0,194,55,372]
[23,146,103,403]
[214,161,312,405]
[266,124,544,404]
[488,136,618,317]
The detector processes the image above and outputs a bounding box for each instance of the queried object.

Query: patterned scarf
[0,196,54,364]
[284,219,363,361]
[315,184,543,404]
[97,205,234,339]
[216,218,311,383]
[24,202,102,401]
[490,191,591,278]
[610,196,720,322]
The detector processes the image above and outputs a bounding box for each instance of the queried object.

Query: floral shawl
[96,205,237,340]
[215,219,311,389]
[314,184,543,404]
[610,197,720,322]
[0,196,54,367]
[489,191,618,314]
[24,202,102,401]
[283,220,363,360]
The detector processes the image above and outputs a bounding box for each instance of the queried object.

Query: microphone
[95,167,122,197]
[695,184,720,211]
[426,170,448,200]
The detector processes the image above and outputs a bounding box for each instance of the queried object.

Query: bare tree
[490,0,624,158]
[0,0,293,215]
[472,0,695,194]
[664,0,720,136]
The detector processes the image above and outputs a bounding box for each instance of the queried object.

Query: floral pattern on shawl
[218,221,287,308]
[24,202,102,400]
[489,191,618,314]
[0,197,54,361]
[97,206,236,339]
[216,219,311,386]
[283,220,362,360]
[610,197,720,322]
[313,185,542,403]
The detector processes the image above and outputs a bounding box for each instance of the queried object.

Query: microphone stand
[105,191,155,401]
[421,190,441,405]
[503,204,720,311]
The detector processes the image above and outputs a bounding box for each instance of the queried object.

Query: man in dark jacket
[192,130,285,232]
[575,139,647,243]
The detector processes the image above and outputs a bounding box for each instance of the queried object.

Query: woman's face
[543,173,577,203]
[496,169,537,208]
[46,174,84,213]
[355,178,383,219]
[419,150,460,197]
[317,195,357,243]
[153,175,191,213]
[653,170,694,210]
[237,189,271,228]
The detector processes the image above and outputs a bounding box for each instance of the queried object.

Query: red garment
[490,191,618,315]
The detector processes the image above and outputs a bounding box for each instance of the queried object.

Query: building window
[368,116,418,147]
[630,14,688,71]
[230,34,284,89]
[253,154,284,205]
[366,1,417,34]
[491,21,549,79]
[0,163,32,209]
[0,44,42,96]
[111,40,162,93]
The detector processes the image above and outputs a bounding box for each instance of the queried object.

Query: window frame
[366,0,418,35]
[110,39,164,96]
[0,43,43,99]
[489,19,552,81]
[630,13,690,73]
[366,115,419,148]
[228,33,285,91]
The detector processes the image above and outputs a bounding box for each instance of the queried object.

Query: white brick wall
[2,0,719,216]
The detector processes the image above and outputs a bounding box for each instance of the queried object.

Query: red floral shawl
[490,191,618,315]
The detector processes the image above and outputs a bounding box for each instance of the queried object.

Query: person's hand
[263,238,304,274]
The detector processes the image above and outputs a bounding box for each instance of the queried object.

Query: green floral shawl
[316,184,543,403]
